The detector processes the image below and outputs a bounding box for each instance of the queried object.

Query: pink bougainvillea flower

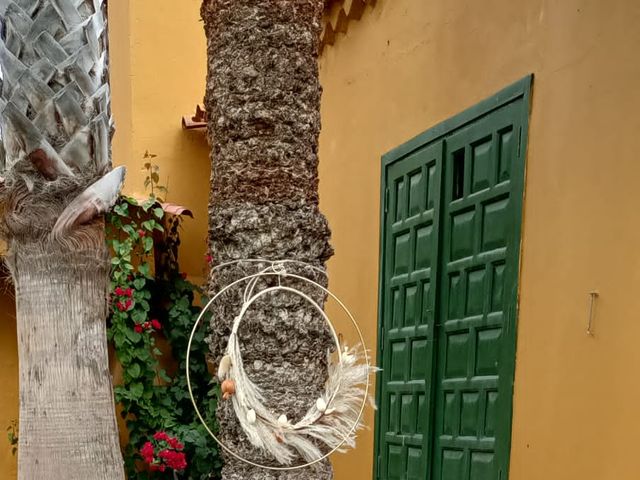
[205,254,213,264]
[151,319,162,330]
[143,321,151,330]
[134,324,143,334]
[138,229,146,238]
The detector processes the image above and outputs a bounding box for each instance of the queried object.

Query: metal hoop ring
[186,260,371,471]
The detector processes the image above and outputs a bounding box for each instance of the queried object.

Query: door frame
[373,75,533,480]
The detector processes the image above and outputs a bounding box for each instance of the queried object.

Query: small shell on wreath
[221,379,236,400]
[274,432,285,444]
[277,414,289,427]
[316,398,327,413]
[217,354,232,381]
[246,409,257,424]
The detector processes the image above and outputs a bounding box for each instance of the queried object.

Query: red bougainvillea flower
[167,437,184,450]
[159,449,187,470]
[142,432,187,473]
[124,299,133,310]
[140,441,155,463]
[124,288,133,298]
[114,286,125,296]
[153,431,170,442]
[205,254,213,264]
[143,321,151,330]
[134,324,143,334]
[138,229,146,237]
[116,301,125,312]
[181,272,188,280]
[151,319,162,330]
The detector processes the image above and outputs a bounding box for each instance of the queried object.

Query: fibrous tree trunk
[0,1,125,478]
[202,1,334,479]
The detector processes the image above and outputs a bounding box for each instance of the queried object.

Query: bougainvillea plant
[141,431,188,473]
[106,162,222,479]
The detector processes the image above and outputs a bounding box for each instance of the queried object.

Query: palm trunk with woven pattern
[0,1,125,478]
[202,1,335,479]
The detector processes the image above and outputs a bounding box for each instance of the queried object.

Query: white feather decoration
[205,260,378,467]
[226,335,376,465]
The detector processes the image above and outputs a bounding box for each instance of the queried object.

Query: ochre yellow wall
[0,290,18,478]
[110,0,210,283]
[319,0,640,479]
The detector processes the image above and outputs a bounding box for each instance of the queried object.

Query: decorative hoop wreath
[186,259,375,471]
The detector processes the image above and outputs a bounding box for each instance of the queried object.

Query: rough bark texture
[202,1,334,478]
[8,247,124,480]
[0,1,125,478]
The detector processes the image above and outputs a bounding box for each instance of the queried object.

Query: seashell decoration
[316,398,327,413]
[217,354,232,381]
[247,409,257,424]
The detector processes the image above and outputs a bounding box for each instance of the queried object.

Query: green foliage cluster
[6,420,17,456]
[107,193,222,479]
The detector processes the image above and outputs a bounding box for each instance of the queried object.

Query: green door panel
[431,99,524,480]
[374,76,531,480]
[378,140,444,479]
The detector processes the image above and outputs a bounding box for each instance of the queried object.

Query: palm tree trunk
[10,248,123,480]
[202,1,334,478]
[0,0,125,478]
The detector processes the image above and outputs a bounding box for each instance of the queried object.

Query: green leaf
[124,329,141,344]
[138,263,151,278]
[153,207,164,219]
[113,203,129,217]
[141,220,155,231]
[143,236,154,252]
[111,257,120,265]
[133,278,146,290]
[129,383,144,399]
[128,363,141,379]
[131,310,146,323]
[158,369,171,383]
[114,331,126,346]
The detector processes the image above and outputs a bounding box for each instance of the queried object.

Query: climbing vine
[106,163,221,479]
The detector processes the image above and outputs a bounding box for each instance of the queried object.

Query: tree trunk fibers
[202,1,334,479]
[8,246,124,480]
[0,1,125,476]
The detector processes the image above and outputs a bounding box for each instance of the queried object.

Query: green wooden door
[375,76,531,480]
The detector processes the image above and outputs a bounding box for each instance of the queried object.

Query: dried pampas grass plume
[187,259,377,471]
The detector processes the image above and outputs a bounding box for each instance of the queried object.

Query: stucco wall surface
[318,0,640,479]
